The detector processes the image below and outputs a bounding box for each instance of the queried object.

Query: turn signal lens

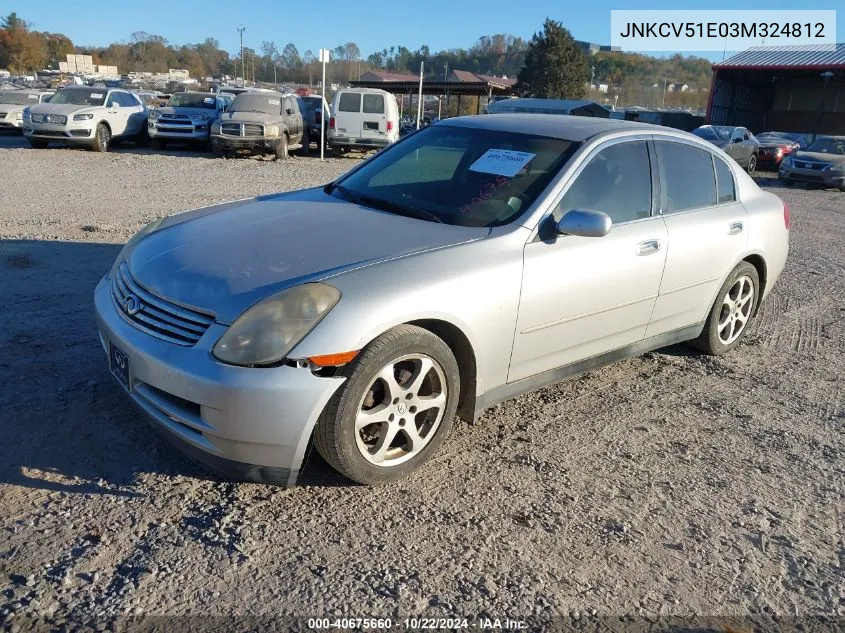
[308,351,359,367]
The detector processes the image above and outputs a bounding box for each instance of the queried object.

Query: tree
[0,12,48,73]
[515,18,586,99]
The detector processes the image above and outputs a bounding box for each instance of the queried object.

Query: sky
[6,0,844,62]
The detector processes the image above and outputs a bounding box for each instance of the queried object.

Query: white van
[328,88,399,152]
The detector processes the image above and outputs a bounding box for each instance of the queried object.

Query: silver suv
[148,91,230,149]
[0,89,53,130]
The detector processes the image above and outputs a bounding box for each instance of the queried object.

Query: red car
[755,132,809,169]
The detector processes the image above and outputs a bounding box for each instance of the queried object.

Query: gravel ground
[0,134,843,632]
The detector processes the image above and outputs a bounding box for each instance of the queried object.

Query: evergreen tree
[515,18,586,99]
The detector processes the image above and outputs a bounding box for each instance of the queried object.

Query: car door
[508,138,669,383]
[122,92,146,134]
[361,92,387,143]
[646,139,749,337]
[104,91,129,136]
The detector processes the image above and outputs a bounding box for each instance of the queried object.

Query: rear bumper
[93,275,345,486]
[328,135,391,149]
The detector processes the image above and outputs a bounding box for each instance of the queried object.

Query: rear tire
[27,139,48,149]
[298,129,310,156]
[690,261,759,356]
[314,325,460,485]
[92,123,110,152]
[274,134,288,161]
[746,153,757,173]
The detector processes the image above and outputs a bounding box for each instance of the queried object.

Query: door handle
[636,239,661,255]
[728,221,744,235]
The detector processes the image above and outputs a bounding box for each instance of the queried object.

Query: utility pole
[251,54,255,85]
[416,61,424,130]
[237,26,245,87]
[589,65,595,100]
[662,77,668,108]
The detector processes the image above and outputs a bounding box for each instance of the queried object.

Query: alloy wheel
[717,275,754,345]
[354,354,447,466]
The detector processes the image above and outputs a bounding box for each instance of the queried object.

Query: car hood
[792,151,845,165]
[220,110,278,124]
[758,141,793,149]
[29,102,102,116]
[156,106,218,118]
[127,188,488,323]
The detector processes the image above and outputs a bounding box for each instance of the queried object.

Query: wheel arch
[742,253,767,314]
[406,319,478,422]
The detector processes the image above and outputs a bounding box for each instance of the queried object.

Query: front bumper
[211,134,280,153]
[149,120,210,141]
[94,276,345,486]
[24,121,94,143]
[779,164,845,188]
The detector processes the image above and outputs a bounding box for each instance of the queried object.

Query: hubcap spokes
[355,354,447,466]
[717,275,754,345]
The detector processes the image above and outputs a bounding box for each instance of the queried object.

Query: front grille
[37,130,66,137]
[160,114,190,121]
[111,262,214,346]
[795,161,826,170]
[31,113,67,124]
[220,122,264,137]
[243,123,263,136]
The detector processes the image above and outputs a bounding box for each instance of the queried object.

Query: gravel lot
[0,133,843,631]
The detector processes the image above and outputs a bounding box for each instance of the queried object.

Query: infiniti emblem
[124,294,141,316]
[397,403,407,415]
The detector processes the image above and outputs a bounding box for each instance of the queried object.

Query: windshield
[49,89,108,106]
[804,136,845,155]
[168,92,216,109]
[332,124,580,227]
[0,92,40,105]
[693,126,731,141]
[228,94,281,114]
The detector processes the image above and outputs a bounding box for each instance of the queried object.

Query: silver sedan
[94,114,790,486]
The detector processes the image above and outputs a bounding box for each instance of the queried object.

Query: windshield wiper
[325,182,360,203]
[358,194,444,224]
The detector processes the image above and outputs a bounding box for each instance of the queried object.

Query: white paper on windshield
[203,97,214,104]
[469,149,536,177]
[90,92,105,100]
[268,98,280,105]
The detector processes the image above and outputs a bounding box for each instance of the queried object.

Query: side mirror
[556,209,612,238]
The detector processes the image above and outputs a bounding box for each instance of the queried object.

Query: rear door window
[338,93,361,113]
[714,156,736,204]
[362,94,385,114]
[655,141,718,212]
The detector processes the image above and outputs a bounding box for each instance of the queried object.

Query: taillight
[386,120,394,132]
[783,201,791,230]
[329,116,335,130]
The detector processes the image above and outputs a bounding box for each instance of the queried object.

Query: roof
[487,98,609,117]
[715,43,845,69]
[438,114,669,142]
[447,70,516,87]
[359,70,421,82]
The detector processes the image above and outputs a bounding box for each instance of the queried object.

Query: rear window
[362,94,385,114]
[655,141,717,212]
[338,93,361,113]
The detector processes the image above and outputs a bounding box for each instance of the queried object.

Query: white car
[24,86,148,151]
[0,90,53,130]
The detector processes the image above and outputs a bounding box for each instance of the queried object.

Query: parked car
[778,135,845,191]
[755,132,808,169]
[148,91,229,149]
[692,125,759,172]
[95,116,789,486]
[0,89,53,131]
[23,86,148,151]
[300,94,330,149]
[329,88,399,154]
[210,91,305,160]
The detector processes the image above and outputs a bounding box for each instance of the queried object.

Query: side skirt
[474,323,704,418]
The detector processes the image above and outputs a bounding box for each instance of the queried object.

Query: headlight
[211,121,222,133]
[149,110,161,120]
[190,114,209,121]
[265,125,280,138]
[109,218,164,279]
[826,163,845,174]
[73,113,94,121]
[213,283,341,366]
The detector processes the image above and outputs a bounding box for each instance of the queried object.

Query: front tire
[152,138,166,150]
[274,134,288,161]
[27,139,48,149]
[690,261,759,355]
[92,123,111,152]
[314,325,460,485]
